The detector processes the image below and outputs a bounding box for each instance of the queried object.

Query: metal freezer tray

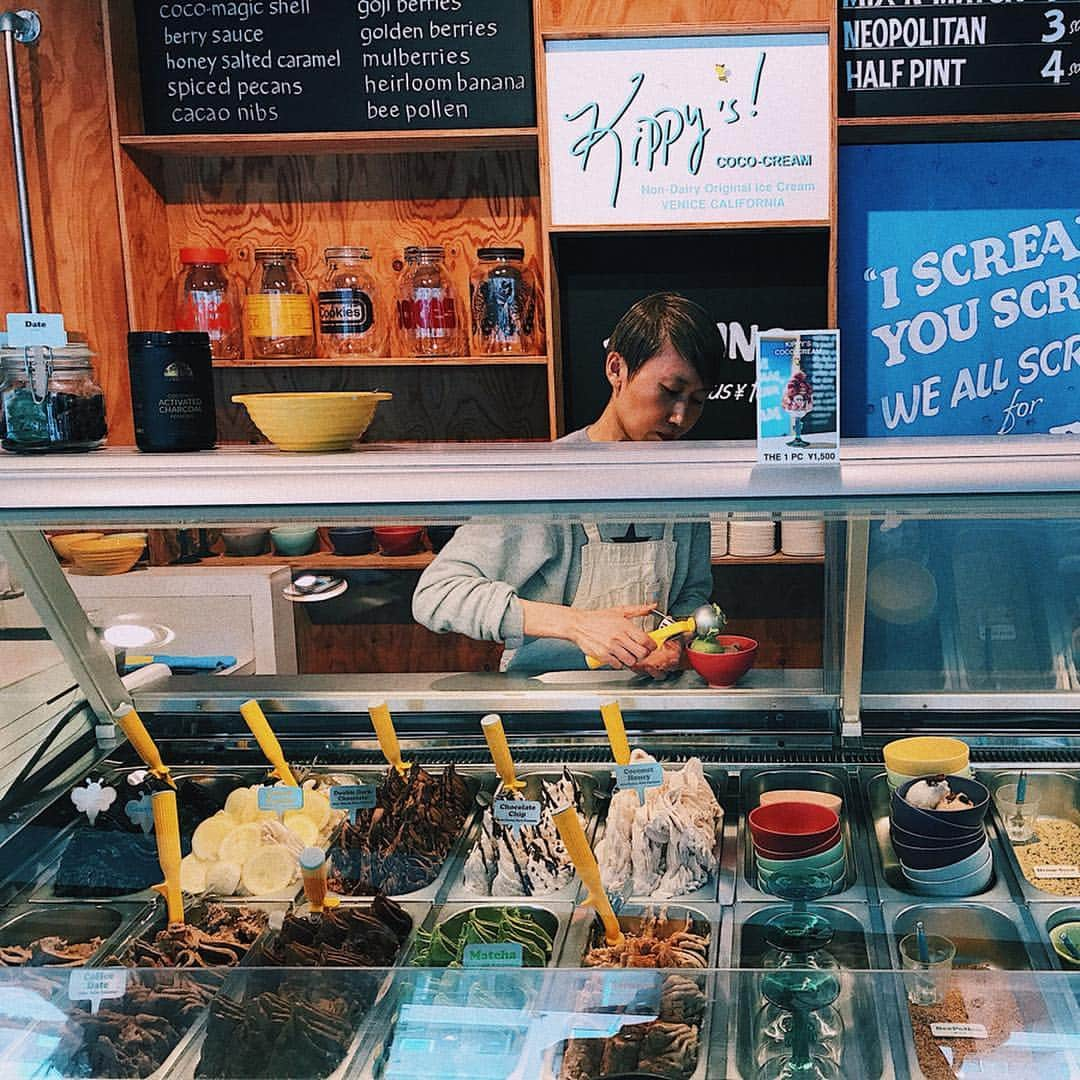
[727,901,894,1080]
[985,769,1080,901]
[0,901,146,968]
[325,766,494,904]
[447,769,608,905]
[861,769,1016,904]
[588,765,734,906]
[735,767,869,904]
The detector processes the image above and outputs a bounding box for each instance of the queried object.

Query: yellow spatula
[601,701,631,767]
[369,702,411,776]
[113,704,175,789]
[481,713,525,791]
[240,699,298,787]
[553,804,623,947]
[151,789,184,924]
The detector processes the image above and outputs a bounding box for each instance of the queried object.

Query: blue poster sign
[839,141,1080,438]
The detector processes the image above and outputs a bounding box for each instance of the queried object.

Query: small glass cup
[899,933,955,1006]
[996,783,1040,843]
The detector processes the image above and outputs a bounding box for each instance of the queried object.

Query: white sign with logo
[545,33,830,227]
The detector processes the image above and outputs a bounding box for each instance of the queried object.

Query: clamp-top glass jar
[469,246,538,355]
[395,246,464,356]
[0,337,107,452]
[318,246,383,357]
[244,248,315,359]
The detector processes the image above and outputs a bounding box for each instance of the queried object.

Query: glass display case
[2,435,1080,1079]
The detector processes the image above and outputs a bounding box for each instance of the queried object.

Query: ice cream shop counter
[3,440,1080,1078]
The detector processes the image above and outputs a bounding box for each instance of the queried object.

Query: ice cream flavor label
[1035,865,1080,879]
[462,942,523,968]
[329,784,377,824]
[614,762,664,806]
[69,969,128,1015]
[930,1022,988,1040]
[257,785,304,814]
[493,799,542,838]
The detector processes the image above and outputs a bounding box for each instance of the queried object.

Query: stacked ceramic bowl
[890,775,992,896]
[709,518,728,558]
[883,736,972,792]
[749,796,846,895]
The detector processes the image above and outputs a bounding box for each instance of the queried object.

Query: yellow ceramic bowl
[232,392,392,452]
[50,533,104,561]
[883,736,969,778]
[68,536,146,576]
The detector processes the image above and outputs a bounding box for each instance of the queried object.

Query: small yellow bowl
[68,536,146,576]
[883,736,969,778]
[50,533,104,561]
[232,392,392,452]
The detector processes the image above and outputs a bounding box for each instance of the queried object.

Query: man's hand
[632,637,684,680]
[566,603,657,669]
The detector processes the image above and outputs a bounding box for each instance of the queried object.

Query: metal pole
[0,9,42,314]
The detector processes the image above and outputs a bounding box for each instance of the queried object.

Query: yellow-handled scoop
[481,713,525,791]
[553,804,623,947]
[601,701,631,767]
[370,702,411,776]
[299,846,341,913]
[585,604,722,670]
[240,699,298,787]
[113,704,175,789]
[151,790,184,924]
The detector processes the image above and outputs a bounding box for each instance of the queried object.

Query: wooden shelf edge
[839,113,1080,126]
[548,220,831,233]
[712,554,825,565]
[119,127,539,157]
[181,551,436,570]
[213,355,551,369]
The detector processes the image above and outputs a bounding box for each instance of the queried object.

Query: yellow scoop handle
[299,846,341,914]
[481,714,525,791]
[585,616,696,669]
[151,790,184,924]
[370,702,411,776]
[601,701,631,767]
[240,699,298,787]
[113,704,175,789]
[553,805,623,947]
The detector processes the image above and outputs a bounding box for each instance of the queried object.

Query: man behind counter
[412,292,723,677]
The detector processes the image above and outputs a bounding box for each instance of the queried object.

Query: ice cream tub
[546,904,719,1080]
[448,769,609,904]
[326,765,492,904]
[0,901,147,968]
[26,768,269,905]
[737,767,868,903]
[985,770,1080,901]
[590,763,732,907]
[862,769,1014,904]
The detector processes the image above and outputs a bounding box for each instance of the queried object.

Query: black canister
[127,331,216,451]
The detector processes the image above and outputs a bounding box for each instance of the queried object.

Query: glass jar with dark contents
[0,338,107,452]
[469,246,537,355]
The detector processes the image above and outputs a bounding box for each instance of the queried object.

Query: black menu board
[135,0,535,134]
[839,0,1080,118]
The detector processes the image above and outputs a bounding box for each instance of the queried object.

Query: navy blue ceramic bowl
[891,775,990,835]
[426,525,458,552]
[327,527,375,555]
[891,827,986,870]
[890,818,983,849]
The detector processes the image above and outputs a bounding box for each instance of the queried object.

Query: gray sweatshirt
[411,429,713,647]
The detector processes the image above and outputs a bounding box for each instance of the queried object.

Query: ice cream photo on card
[755,329,840,465]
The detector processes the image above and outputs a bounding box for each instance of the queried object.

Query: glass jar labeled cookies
[244,248,315,359]
[318,246,383,357]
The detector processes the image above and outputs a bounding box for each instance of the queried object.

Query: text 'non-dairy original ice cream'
[596,751,723,900]
[329,765,472,896]
[464,767,585,896]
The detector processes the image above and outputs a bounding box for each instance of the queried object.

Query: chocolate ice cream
[0,935,101,968]
[116,903,267,968]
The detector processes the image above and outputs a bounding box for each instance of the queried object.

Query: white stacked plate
[710,519,728,558]
[729,519,777,557]
[781,520,826,557]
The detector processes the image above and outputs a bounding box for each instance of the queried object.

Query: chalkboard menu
[839,0,1080,117]
[135,0,535,134]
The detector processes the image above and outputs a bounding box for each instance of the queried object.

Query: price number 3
[1040,9,1079,84]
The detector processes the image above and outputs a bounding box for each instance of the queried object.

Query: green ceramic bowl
[271,526,318,556]
[755,837,844,872]
[1049,922,1080,968]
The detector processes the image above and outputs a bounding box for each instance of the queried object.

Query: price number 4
[1039,9,1075,84]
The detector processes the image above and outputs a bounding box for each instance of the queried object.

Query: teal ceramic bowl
[759,854,845,884]
[755,837,844,872]
[271,526,318,556]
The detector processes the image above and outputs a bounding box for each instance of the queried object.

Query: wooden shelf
[213,355,550,369]
[838,115,1080,145]
[189,551,436,571]
[712,554,824,565]
[119,128,539,158]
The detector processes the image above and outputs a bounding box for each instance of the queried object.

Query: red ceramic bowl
[749,801,840,853]
[374,526,424,556]
[754,825,842,860]
[686,636,758,687]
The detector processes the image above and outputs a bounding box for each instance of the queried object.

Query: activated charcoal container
[127,331,216,451]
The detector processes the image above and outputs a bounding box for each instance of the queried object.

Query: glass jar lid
[179,246,228,264]
[325,246,372,261]
[254,248,298,261]
[478,246,525,261]
[411,246,446,261]
[0,334,94,373]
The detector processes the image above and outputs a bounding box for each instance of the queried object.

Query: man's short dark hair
[607,292,723,388]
